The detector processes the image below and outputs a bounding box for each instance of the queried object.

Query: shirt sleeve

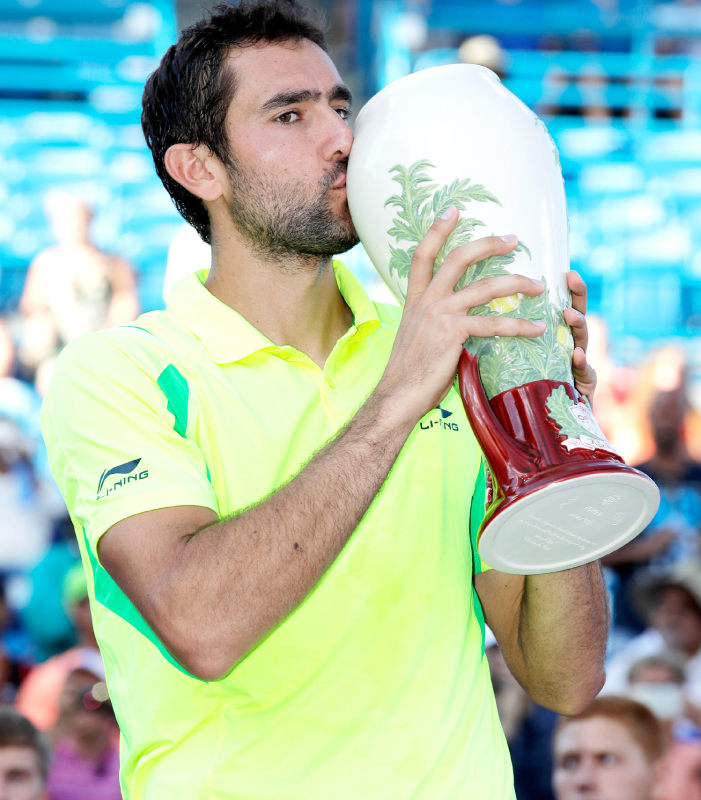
[469,456,493,575]
[41,332,219,562]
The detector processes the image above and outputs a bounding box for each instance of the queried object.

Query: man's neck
[205,231,354,369]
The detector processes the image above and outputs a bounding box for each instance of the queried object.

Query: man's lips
[331,172,347,189]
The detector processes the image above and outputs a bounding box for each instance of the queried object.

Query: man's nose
[322,107,353,162]
[573,762,598,792]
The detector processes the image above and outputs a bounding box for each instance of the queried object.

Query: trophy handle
[457,349,541,492]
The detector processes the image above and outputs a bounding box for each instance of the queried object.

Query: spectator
[16,566,103,732]
[628,654,701,800]
[0,580,29,706]
[0,707,49,800]
[46,671,120,800]
[0,417,57,571]
[552,696,665,800]
[659,738,701,800]
[604,389,701,632]
[18,527,80,664]
[603,561,701,705]
[18,193,139,376]
[585,315,644,465]
[628,654,688,741]
[458,35,508,79]
[638,390,701,570]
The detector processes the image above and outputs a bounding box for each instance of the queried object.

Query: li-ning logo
[97,458,148,499]
[420,404,459,432]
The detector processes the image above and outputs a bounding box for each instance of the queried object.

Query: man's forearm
[476,562,609,716]
[151,385,415,679]
[517,563,609,714]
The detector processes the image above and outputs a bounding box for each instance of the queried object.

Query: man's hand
[378,206,546,425]
[565,270,597,403]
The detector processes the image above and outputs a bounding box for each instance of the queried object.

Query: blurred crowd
[0,193,700,797]
[0,194,136,798]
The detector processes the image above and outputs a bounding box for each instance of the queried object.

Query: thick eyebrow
[259,83,353,114]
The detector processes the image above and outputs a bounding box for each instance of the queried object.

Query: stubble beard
[225,160,359,264]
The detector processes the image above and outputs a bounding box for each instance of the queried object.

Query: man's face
[0,748,46,800]
[218,40,358,259]
[649,392,684,453]
[651,586,701,656]
[553,718,658,800]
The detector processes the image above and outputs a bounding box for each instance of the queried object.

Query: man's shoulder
[54,310,188,374]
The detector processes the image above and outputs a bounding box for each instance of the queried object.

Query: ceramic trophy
[347,64,660,575]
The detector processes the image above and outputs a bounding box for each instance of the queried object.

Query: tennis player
[41,2,608,798]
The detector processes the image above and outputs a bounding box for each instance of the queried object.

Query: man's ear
[164,144,226,203]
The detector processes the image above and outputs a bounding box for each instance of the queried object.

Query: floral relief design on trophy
[546,385,618,455]
[385,160,575,399]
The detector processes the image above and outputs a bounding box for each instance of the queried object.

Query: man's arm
[100,213,547,681]
[475,271,609,716]
[474,566,608,716]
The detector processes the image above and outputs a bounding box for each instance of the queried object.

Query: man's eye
[562,756,579,770]
[336,107,351,120]
[600,753,617,766]
[276,111,300,124]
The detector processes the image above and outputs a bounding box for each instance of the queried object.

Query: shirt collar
[165,260,381,365]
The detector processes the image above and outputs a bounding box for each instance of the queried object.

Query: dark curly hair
[141,1,328,244]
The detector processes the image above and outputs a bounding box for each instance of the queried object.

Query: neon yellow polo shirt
[41,262,513,800]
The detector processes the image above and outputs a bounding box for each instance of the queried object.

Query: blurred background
[1,0,701,798]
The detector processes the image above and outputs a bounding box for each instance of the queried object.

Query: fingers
[444,273,544,314]
[567,271,587,315]
[459,315,546,339]
[406,206,459,305]
[430,234,520,297]
[572,346,597,402]
[564,306,588,353]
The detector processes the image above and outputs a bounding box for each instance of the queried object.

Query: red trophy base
[457,350,660,575]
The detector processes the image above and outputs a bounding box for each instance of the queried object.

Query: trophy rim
[478,471,660,575]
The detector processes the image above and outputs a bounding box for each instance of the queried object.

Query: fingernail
[531,279,544,286]
[440,206,457,220]
[532,320,546,328]
[499,234,518,243]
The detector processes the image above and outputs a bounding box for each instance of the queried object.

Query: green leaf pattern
[546,385,597,440]
[545,385,615,453]
[385,160,574,399]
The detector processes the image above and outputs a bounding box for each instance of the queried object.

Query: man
[0,708,49,800]
[19,194,139,375]
[604,561,701,706]
[552,696,665,800]
[604,389,701,631]
[41,2,608,797]
[626,654,701,800]
[47,671,121,800]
